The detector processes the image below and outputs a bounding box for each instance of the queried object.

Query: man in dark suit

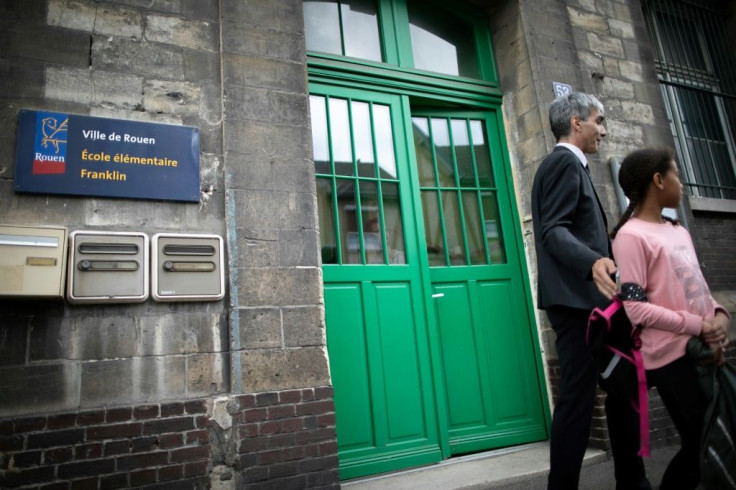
[532,93,649,489]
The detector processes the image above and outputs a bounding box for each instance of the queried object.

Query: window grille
[643,0,736,200]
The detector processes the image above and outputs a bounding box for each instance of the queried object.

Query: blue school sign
[15,110,200,202]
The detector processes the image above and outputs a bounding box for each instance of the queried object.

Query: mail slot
[151,233,225,302]
[0,224,67,299]
[67,231,149,304]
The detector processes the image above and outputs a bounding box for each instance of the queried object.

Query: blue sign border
[15,110,200,202]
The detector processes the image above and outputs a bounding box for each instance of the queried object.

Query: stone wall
[0,0,337,487]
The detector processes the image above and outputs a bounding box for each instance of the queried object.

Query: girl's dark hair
[610,147,678,238]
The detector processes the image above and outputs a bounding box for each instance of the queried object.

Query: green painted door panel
[414,109,547,456]
[325,282,442,479]
[324,284,374,450]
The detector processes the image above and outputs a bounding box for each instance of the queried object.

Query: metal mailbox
[151,233,224,302]
[0,224,67,299]
[67,231,149,304]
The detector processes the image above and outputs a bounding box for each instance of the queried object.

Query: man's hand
[592,257,617,300]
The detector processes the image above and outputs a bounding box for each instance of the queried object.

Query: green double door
[312,86,548,479]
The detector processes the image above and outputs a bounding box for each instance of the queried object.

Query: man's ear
[570,115,581,132]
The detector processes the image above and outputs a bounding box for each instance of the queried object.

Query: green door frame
[305,0,551,476]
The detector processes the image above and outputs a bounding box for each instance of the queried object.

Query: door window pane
[415,116,506,267]
[304,1,341,56]
[342,0,382,62]
[431,118,455,187]
[442,192,466,265]
[317,177,338,264]
[412,118,435,187]
[311,95,331,175]
[329,98,354,176]
[374,105,397,178]
[360,181,383,264]
[481,192,506,264]
[383,183,406,264]
[310,94,406,265]
[337,179,360,264]
[352,101,376,178]
[304,0,382,62]
[452,119,475,186]
[407,0,480,78]
[421,190,444,266]
[471,121,494,187]
[462,191,486,265]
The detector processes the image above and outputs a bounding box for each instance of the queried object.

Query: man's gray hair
[548,92,604,141]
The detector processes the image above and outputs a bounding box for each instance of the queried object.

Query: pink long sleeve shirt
[612,218,727,370]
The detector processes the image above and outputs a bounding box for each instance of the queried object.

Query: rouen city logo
[33,112,68,175]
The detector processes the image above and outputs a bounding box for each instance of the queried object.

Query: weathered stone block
[89,106,182,125]
[232,227,279,269]
[588,32,625,58]
[608,18,635,40]
[598,77,635,98]
[0,180,85,228]
[145,14,217,52]
[0,317,28,366]
[222,21,304,62]
[143,79,202,116]
[225,86,309,126]
[225,120,311,159]
[221,0,302,33]
[232,189,316,231]
[92,35,185,80]
[619,60,644,83]
[0,59,45,98]
[80,356,186,407]
[567,7,608,34]
[139,312,227,356]
[0,363,81,417]
[239,307,282,349]
[48,0,143,39]
[237,267,322,307]
[223,53,307,94]
[240,347,330,393]
[45,66,143,109]
[282,306,325,348]
[620,100,655,126]
[183,50,220,83]
[1,25,90,66]
[0,0,45,22]
[187,353,229,397]
[278,229,319,267]
[82,197,191,228]
[605,119,645,149]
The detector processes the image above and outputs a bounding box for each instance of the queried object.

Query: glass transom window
[407,0,480,78]
[304,0,382,62]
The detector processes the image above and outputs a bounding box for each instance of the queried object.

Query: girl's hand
[701,318,728,345]
[713,312,731,347]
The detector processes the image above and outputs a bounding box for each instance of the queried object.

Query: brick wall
[231,388,339,489]
[0,388,340,489]
[0,400,210,489]
[689,212,736,291]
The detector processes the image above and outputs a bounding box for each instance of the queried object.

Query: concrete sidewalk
[342,442,681,489]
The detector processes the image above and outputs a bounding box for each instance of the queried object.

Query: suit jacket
[531,146,611,311]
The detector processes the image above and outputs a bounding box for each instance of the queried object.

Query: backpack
[587,283,650,457]
[687,338,736,490]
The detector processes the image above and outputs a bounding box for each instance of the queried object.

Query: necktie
[583,165,591,178]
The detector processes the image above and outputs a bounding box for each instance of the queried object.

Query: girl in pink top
[611,147,730,490]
